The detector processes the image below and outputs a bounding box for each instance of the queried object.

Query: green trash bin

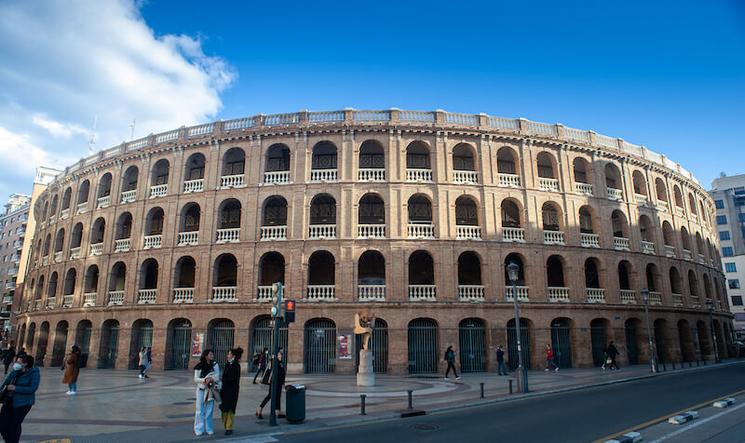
[285,384,306,423]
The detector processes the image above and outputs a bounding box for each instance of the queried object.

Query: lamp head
[506,261,520,283]
[641,288,649,303]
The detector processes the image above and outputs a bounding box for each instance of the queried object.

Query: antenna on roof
[129,119,136,140]
[88,115,98,154]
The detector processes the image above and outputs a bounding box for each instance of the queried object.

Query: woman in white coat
[193,349,220,436]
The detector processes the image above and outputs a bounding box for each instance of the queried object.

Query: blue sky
[0,0,743,196]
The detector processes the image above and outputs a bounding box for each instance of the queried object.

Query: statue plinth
[357,350,375,387]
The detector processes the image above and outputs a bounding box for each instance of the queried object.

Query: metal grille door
[209,321,235,365]
[99,324,119,369]
[590,327,607,367]
[506,325,531,370]
[625,324,639,365]
[304,319,336,374]
[51,324,68,367]
[408,319,438,374]
[654,324,666,363]
[35,326,49,367]
[166,325,192,369]
[459,321,486,372]
[75,323,92,368]
[129,322,154,369]
[551,324,572,368]
[354,319,388,373]
[250,317,288,371]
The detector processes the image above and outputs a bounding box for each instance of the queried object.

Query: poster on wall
[191,332,204,357]
[338,334,353,359]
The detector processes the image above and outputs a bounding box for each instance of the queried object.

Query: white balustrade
[657,201,668,212]
[60,208,70,219]
[358,224,385,239]
[137,289,157,304]
[121,190,136,203]
[62,295,73,307]
[46,297,56,309]
[42,256,49,266]
[307,285,336,301]
[543,230,565,245]
[97,195,111,208]
[458,285,485,302]
[358,168,385,181]
[183,179,204,193]
[408,223,435,239]
[664,245,676,258]
[502,227,525,243]
[698,254,706,264]
[178,231,198,246]
[453,170,478,184]
[672,293,684,307]
[49,215,56,224]
[548,287,570,303]
[108,291,124,305]
[586,288,606,303]
[675,206,685,217]
[69,247,81,260]
[408,285,436,301]
[620,290,636,304]
[221,174,246,188]
[54,251,63,263]
[263,171,290,184]
[456,226,482,240]
[406,168,433,182]
[498,173,521,188]
[504,286,529,302]
[143,235,162,249]
[212,286,237,302]
[89,242,103,256]
[35,299,43,310]
[580,233,600,248]
[641,241,655,255]
[256,286,273,301]
[649,292,662,305]
[309,224,336,239]
[260,226,287,241]
[635,194,648,205]
[575,182,594,196]
[607,188,623,201]
[149,184,167,198]
[216,228,240,243]
[538,177,560,192]
[114,238,130,253]
[682,249,692,260]
[689,297,701,308]
[614,237,630,251]
[310,169,338,182]
[358,285,386,301]
[173,288,194,303]
[83,292,96,307]
[76,202,88,214]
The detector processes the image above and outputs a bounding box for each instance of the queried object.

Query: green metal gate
[551,320,572,368]
[408,319,438,374]
[35,323,49,367]
[304,319,336,374]
[590,326,607,367]
[51,322,69,367]
[209,320,235,366]
[129,321,154,369]
[625,323,639,365]
[75,322,92,368]
[459,319,486,372]
[506,321,531,370]
[354,319,389,373]
[250,317,288,371]
[98,321,119,369]
[166,322,192,370]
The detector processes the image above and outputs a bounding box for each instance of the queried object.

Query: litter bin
[285,384,306,423]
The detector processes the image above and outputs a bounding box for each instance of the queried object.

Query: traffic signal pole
[269,282,283,426]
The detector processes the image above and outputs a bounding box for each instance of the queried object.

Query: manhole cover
[412,424,439,431]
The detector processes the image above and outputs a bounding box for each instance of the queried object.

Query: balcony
[76,202,88,214]
[620,290,636,304]
[97,195,111,209]
[575,182,594,196]
[504,286,529,302]
[613,237,630,251]
[502,227,525,243]
[649,292,662,305]
[257,286,273,302]
[69,247,81,260]
[635,194,648,206]
[641,241,655,255]
[221,174,246,188]
[682,249,692,261]
[260,226,287,241]
[137,289,157,304]
[406,168,432,182]
[672,293,684,307]
[543,230,565,245]
[307,285,336,301]
[263,171,290,185]
[121,190,136,204]
[498,173,521,188]
[183,179,204,193]
[46,297,56,309]
[358,168,385,182]
[580,233,600,248]
[657,201,668,212]
[34,299,42,310]
[689,297,701,309]
[89,242,103,256]
[453,170,478,184]
[173,288,194,303]
[548,287,570,303]
[216,228,240,243]
[456,226,482,240]
[358,285,386,301]
[664,245,676,258]
[212,286,237,302]
[607,188,623,201]
[408,285,436,301]
[108,291,124,305]
[697,254,706,265]
[143,235,162,249]
[458,285,485,302]
[177,231,198,246]
[42,256,49,266]
[308,224,336,239]
[675,206,685,217]
[49,214,56,224]
[62,295,73,308]
[60,208,70,219]
[53,251,63,263]
[586,288,606,303]
[408,223,435,239]
[538,177,559,192]
[83,292,96,307]
[114,239,130,253]
[310,169,338,182]
[149,184,167,198]
[357,224,385,239]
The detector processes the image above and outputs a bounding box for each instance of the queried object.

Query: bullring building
[15,109,734,374]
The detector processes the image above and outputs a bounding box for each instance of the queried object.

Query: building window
[717,215,728,225]
[715,199,724,209]
[725,262,737,273]
[732,296,743,306]
[729,279,741,290]
[723,247,734,257]
[720,231,731,241]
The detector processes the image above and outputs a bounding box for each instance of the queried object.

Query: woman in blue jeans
[0,354,40,443]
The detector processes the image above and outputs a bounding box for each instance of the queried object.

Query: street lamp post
[507,261,528,393]
[641,288,657,373]
[707,300,721,363]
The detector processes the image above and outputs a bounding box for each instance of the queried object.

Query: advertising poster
[191,332,204,357]
[338,334,353,359]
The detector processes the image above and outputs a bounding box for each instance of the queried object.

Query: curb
[713,398,736,408]
[668,410,698,424]
[604,431,642,443]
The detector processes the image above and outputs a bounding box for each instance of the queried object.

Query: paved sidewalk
[21,360,728,442]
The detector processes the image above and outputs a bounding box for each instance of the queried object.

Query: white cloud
[0,0,236,197]
[0,127,74,177]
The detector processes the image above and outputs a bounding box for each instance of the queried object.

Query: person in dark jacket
[0,354,40,443]
[256,350,286,419]
[496,345,508,376]
[2,343,16,375]
[606,341,620,370]
[252,347,268,384]
[219,347,243,435]
[444,345,460,380]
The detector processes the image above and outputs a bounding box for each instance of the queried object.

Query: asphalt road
[277,363,745,443]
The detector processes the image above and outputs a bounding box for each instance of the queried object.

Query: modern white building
[711,174,745,331]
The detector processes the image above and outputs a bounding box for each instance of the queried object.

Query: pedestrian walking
[444,345,461,380]
[496,345,508,376]
[62,345,81,395]
[256,349,286,419]
[0,355,40,443]
[145,347,153,377]
[137,347,148,379]
[545,344,559,371]
[193,349,220,436]
[2,343,16,375]
[606,341,620,370]
[219,347,242,435]
[252,347,268,384]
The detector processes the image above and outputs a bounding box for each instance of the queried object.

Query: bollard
[509,379,513,394]
[360,394,366,415]
[407,390,413,409]
[480,382,484,399]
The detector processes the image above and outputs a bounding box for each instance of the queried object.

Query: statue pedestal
[357,350,375,387]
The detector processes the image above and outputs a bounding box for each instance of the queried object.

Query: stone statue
[354,309,376,387]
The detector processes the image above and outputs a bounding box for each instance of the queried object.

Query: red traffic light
[286,300,295,311]
[284,299,296,323]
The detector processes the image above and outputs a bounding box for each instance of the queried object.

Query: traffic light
[284,299,296,323]
[271,282,283,318]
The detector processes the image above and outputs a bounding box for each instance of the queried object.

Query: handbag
[261,367,272,385]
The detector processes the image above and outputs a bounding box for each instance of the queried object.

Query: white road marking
[651,400,745,442]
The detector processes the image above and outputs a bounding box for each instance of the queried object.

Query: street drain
[412,424,439,431]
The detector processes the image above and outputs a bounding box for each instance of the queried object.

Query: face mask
[12,363,22,371]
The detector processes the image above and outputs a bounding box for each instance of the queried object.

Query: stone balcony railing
[586,288,606,303]
[672,293,684,307]
[641,240,656,255]
[76,202,88,214]
[42,256,49,266]
[664,245,676,258]
[216,228,240,243]
[682,249,693,261]
[502,227,525,243]
[149,184,167,198]
[212,286,237,302]
[538,177,559,192]
[46,297,56,309]
[657,201,669,212]
[114,238,130,253]
[607,188,623,201]
[263,171,290,184]
[97,195,111,209]
[635,194,648,206]
[221,174,246,188]
[453,170,478,184]
[143,235,162,249]
[83,292,96,307]
[620,290,636,304]
[614,237,630,251]
[177,231,198,246]
[137,289,157,304]
[543,230,565,245]
[108,291,124,305]
[60,208,70,219]
[504,286,529,302]
[408,223,435,239]
[575,182,594,196]
[89,242,103,256]
[310,169,337,182]
[256,286,273,302]
[307,285,336,301]
[173,288,194,303]
[458,285,485,302]
[698,254,706,265]
[62,295,73,307]
[260,225,287,241]
[548,287,570,303]
[309,224,336,239]
[54,251,63,263]
[498,173,521,188]
[580,233,600,248]
[69,246,81,260]
[456,225,481,240]
[183,179,204,193]
[358,168,385,182]
[358,285,386,301]
[409,285,436,301]
[121,190,136,203]
[649,292,662,305]
[357,224,385,239]
[406,168,433,182]
[675,206,685,217]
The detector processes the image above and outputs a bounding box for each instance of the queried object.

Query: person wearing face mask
[219,347,243,435]
[193,349,220,436]
[0,355,40,443]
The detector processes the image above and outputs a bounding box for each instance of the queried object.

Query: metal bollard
[407,390,413,409]
[509,379,513,394]
[480,382,484,399]
[360,394,366,415]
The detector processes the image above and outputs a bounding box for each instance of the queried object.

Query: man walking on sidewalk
[545,344,559,371]
[444,345,460,380]
[496,345,508,376]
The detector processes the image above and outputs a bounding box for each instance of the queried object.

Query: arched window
[109,262,127,292]
[90,218,106,244]
[97,173,113,199]
[223,147,246,176]
[452,143,475,171]
[265,144,290,172]
[646,264,660,292]
[662,221,675,247]
[573,157,590,184]
[501,199,521,228]
[604,163,622,193]
[213,254,238,287]
[632,170,647,196]
[122,166,139,193]
[48,272,58,300]
[84,265,99,294]
[681,226,691,251]
[54,228,65,253]
[184,153,206,181]
[50,194,59,217]
[262,196,288,226]
[611,210,628,238]
[61,187,72,211]
[655,178,667,202]
[406,141,431,169]
[77,180,90,206]
[457,251,482,286]
[358,251,385,299]
[639,215,654,242]
[115,213,132,239]
[358,194,385,225]
[579,206,594,234]
[455,196,478,226]
[618,261,632,290]
[145,208,164,235]
[308,251,336,297]
[536,152,555,179]
[504,253,526,286]
[63,268,76,296]
[584,258,601,289]
[407,195,432,223]
[174,256,196,288]
[218,199,241,229]
[151,159,170,186]
[669,267,682,294]
[70,223,83,249]
[688,193,697,215]
[546,255,565,287]
[309,194,336,225]
[139,259,159,290]
[497,147,518,176]
[408,250,435,285]
[311,141,337,170]
[359,140,384,169]
[541,202,561,231]
[180,203,200,232]
[259,252,285,286]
